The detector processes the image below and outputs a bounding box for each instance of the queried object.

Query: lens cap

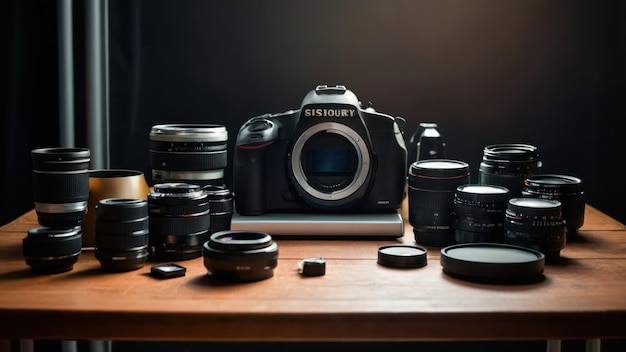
[377,245,428,268]
[440,243,545,283]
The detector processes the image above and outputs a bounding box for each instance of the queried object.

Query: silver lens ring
[149,124,228,143]
[34,201,88,213]
[290,122,370,201]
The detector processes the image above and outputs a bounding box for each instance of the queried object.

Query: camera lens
[453,184,510,243]
[504,198,566,262]
[31,147,91,227]
[150,124,228,186]
[95,198,149,272]
[522,174,585,237]
[23,227,82,274]
[408,159,470,247]
[148,183,210,261]
[202,185,234,234]
[203,230,279,282]
[478,144,542,198]
[289,122,371,209]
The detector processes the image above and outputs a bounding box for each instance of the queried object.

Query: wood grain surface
[0,206,625,342]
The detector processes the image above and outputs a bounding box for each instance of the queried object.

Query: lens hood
[203,231,278,282]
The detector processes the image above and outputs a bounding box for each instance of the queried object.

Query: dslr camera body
[234,85,407,215]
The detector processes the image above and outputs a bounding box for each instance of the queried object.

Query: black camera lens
[408,159,471,247]
[453,184,510,244]
[203,230,279,282]
[202,185,234,234]
[95,198,149,272]
[23,227,82,274]
[148,183,210,261]
[504,198,566,262]
[522,174,585,237]
[478,144,542,198]
[31,147,91,227]
[150,124,228,186]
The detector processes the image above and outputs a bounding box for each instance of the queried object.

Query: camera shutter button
[249,120,271,132]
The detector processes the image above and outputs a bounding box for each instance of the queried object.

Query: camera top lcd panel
[234,85,407,215]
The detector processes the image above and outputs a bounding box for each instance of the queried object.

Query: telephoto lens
[203,231,279,282]
[148,183,210,261]
[408,159,471,247]
[150,124,228,186]
[504,198,566,263]
[23,227,82,274]
[478,144,542,198]
[453,184,510,244]
[31,147,91,227]
[522,174,585,238]
[95,198,149,272]
[203,185,234,234]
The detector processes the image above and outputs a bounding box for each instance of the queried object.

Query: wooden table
[1,206,625,350]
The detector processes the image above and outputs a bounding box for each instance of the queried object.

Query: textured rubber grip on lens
[22,233,82,257]
[32,171,89,203]
[96,217,149,236]
[95,231,150,249]
[150,214,210,237]
[150,149,227,171]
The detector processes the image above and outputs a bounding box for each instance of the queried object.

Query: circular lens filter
[440,243,545,283]
[377,245,428,268]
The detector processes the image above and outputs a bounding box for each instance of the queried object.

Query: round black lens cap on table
[440,243,545,283]
[378,245,428,268]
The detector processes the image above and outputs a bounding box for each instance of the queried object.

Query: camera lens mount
[290,122,371,208]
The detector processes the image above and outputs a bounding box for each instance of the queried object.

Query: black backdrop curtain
[2,0,626,227]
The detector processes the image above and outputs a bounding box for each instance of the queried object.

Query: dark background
[2,0,626,351]
[2,0,625,227]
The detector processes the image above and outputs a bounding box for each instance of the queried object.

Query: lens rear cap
[440,243,545,283]
[377,245,428,268]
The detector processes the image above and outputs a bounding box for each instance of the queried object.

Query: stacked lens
[95,198,149,272]
[31,147,91,227]
[479,144,542,198]
[504,198,566,262]
[522,174,585,237]
[150,124,228,187]
[148,183,210,260]
[25,147,90,274]
[408,159,470,247]
[453,184,510,243]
